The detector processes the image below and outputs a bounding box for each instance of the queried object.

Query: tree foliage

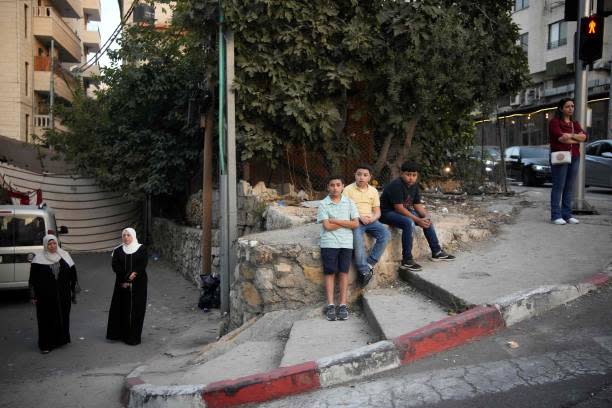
[49,0,528,195]
[45,23,210,199]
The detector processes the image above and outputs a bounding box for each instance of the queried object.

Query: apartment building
[0,0,102,142]
[477,0,612,147]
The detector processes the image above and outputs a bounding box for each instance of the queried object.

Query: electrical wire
[76,0,138,73]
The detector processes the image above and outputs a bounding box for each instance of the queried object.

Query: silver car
[585,140,612,189]
[0,205,68,290]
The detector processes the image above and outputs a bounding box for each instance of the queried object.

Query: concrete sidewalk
[123,187,612,408]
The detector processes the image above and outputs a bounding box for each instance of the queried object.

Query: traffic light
[579,15,604,65]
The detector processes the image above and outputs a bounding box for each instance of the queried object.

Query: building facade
[0,0,102,142]
[476,0,611,147]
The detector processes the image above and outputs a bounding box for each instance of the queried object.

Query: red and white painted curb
[124,267,612,408]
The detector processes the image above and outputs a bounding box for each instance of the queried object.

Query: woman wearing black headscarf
[29,234,78,354]
[106,228,148,345]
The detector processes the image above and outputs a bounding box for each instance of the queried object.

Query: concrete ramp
[363,288,449,339]
[280,315,378,367]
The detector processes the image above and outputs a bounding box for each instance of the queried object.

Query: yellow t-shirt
[343,183,380,217]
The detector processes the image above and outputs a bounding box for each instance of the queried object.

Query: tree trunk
[391,117,418,177]
[201,105,214,276]
[373,132,394,175]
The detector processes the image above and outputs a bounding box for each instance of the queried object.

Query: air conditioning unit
[525,88,537,104]
[133,3,155,23]
[510,93,521,106]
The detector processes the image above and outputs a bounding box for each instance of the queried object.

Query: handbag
[550,122,573,165]
[551,150,571,164]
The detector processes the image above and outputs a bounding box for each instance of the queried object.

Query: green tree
[367,0,529,176]
[45,23,211,199]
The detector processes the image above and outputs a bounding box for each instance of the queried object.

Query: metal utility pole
[608,59,612,139]
[573,0,595,213]
[49,40,55,130]
[225,29,238,301]
[218,3,237,315]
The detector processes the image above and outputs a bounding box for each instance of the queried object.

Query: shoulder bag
[551,122,572,165]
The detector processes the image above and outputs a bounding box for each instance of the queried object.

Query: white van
[0,205,68,290]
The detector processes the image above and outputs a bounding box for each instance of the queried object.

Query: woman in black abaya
[106,228,148,345]
[29,234,78,354]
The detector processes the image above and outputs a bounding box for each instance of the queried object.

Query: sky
[93,0,121,68]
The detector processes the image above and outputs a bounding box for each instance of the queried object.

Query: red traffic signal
[579,15,604,64]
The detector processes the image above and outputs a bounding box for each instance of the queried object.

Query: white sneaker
[567,217,579,224]
[552,218,567,225]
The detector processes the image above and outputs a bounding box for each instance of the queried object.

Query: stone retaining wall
[228,214,492,329]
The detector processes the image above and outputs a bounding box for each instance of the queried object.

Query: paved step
[280,312,379,367]
[363,287,450,339]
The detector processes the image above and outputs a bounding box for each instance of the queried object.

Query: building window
[548,21,567,49]
[24,4,28,37]
[25,62,29,95]
[514,0,529,11]
[25,114,30,143]
[519,33,528,54]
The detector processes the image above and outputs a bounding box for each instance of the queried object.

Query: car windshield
[521,147,549,158]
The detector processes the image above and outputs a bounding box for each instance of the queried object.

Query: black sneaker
[399,259,422,271]
[336,304,349,320]
[358,270,373,287]
[324,304,336,321]
[431,250,456,261]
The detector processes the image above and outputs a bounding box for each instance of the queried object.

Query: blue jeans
[550,157,579,221]
[353,221,391,274]
[380,210,442,263]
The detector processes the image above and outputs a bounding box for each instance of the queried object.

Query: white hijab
[32,234,75,267]
[121,228,142,255]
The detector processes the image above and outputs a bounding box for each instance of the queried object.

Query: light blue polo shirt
[317,195,359,249]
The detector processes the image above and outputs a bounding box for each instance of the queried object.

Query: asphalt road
[253,280,612,408]
[0,252,220,408]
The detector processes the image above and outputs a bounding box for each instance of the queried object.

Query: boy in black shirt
[380,161,455,271]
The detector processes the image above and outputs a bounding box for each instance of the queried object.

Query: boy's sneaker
[358,269,373,287]
[336,304,349,320]
[431,250,456,261]
[324,304,336,321]
[566,217,579,224]
[399,259,422,271]
[552,218,567,225]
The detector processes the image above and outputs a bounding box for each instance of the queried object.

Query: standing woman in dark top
[548,98,587,225]
[29,234,78,354]
[106,228,148,345]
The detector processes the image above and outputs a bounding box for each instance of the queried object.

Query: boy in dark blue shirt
[380,161,455,271]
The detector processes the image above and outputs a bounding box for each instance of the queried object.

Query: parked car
[0,205,68,290]
[504,146,551,186]
[585,139,612,188]
[470,146,501,179]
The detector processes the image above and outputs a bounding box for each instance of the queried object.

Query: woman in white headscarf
[29,234,78,354]
[106,228,148,345]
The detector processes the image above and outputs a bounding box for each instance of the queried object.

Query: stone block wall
[151,181,271,285]
[228,214,492,329]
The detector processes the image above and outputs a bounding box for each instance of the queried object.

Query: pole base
[572,199,598,215]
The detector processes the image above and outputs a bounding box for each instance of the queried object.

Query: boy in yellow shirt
[343,164,391,287]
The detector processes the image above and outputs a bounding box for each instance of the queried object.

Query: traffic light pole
[572,0,596,214]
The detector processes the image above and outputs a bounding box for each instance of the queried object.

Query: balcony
[82,29,101,53]
[33,115,67,137]
[82,0,101,21]
[33,56,77,102]
[82,63,100,79]
[50,0,82,19]
[33,6,82,63]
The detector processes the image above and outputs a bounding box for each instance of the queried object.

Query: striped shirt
[317,195,359,249]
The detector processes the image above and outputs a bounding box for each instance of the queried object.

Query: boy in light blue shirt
[317,175,359,321]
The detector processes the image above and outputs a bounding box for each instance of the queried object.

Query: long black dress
[29,259,77,351]
[106,245,148,345]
